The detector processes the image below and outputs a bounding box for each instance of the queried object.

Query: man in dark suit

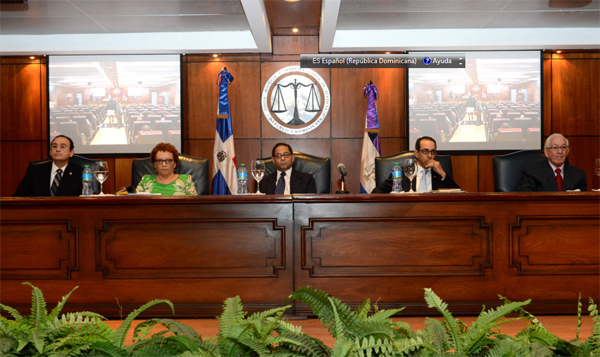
[259,143,316,195]
[519,133,587,192]
[14,135,83,196]
[372,136,460,193]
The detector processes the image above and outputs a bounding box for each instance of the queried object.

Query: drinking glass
[93,161,109,195]
[252,159,265,194]
[403,159,417,193]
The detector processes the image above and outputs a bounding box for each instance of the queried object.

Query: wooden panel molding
[301,217,491,277]
[0,220,78,279]
[97,219,286,278]
[0,194,598,316]
[510,215,600,275]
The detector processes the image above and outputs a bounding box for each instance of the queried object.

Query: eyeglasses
[546,146,569,151]
[51,144,69,150]
[419,149,437,156]
[155,159,174,165]
[273,153,292,159]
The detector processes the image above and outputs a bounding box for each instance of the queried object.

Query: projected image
[48,55,181,155]
[408,51,541,151]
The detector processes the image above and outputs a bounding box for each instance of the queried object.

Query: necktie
[555,168,563,191]
[418,170,428,192]
[51,168,63,196]
[274,172,286,194]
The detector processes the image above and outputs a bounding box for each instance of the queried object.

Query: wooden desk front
[1,193,598,317]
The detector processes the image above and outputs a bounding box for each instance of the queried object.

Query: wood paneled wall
[1,45,599,196]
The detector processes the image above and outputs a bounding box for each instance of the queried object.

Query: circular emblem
[261,66,330,135]
[217,151,227,162]
[112,88,121,95]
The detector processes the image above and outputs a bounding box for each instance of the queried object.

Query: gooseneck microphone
[336,163,350,194]
[337,163,347,177]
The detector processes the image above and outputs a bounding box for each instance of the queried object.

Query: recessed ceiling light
[292,28,299,33]
[556,50,562,53]
[213,54,219,58]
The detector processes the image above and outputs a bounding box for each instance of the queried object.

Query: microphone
[336,163,349,194]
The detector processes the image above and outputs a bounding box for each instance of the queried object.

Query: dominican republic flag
[360,82,381,194]
[211,68,238,195]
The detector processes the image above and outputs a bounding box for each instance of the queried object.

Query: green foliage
[0,282,113,356]
[112,298,174,348]
[501,294,600,357]
[3,283,599,357]
[578,297,600,356]
[423,288,465,355]
[211,295,330,356]
[290,286,360,340]
[290,286,418,357]
[421,288,533,356]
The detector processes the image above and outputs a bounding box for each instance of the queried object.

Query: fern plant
[289,285,433,357]
[211,295,330,356]
[86,298,176,356]
[0,282,113,356]
[87,295,328,356]
[506,294,600,357]
[422,288,531,356]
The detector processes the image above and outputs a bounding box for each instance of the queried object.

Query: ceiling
[1,0,599,55]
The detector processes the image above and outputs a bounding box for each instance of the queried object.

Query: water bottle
[237,164,248,195]
[82,165,93,196]
[392,163,402,193]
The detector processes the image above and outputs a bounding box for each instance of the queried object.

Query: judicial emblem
[262,66,330,135]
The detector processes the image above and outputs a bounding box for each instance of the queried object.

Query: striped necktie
[51,168,63,196]
[555,168,563,191]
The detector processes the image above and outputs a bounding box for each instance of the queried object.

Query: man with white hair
[519,133,587,191]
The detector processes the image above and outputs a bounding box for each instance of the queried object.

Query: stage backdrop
[1,39,598,196]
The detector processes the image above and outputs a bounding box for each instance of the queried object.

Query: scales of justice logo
[261,66,330,135]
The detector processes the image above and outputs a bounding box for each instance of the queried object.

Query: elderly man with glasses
[372,136,460,193]
[259,143,316,195]
[519,133,587,192]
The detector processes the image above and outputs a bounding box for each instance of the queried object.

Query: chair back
[131,153,209,195]
[526,128,540,141]
[137,131,164,145]
[375,151,453,188]
[58,122,83,145]
[492,150,546,192]
[131,121,151,141]
[168,130,181,143]
[259,152,331,194]
[416,119,441,142]
[495,128,523,142]
[29,155,103,194]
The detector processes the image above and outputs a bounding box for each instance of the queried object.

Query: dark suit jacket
[372,168,460,194]
[518,160,587,192]
[259,169,317,194]
[14,160,83,197]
